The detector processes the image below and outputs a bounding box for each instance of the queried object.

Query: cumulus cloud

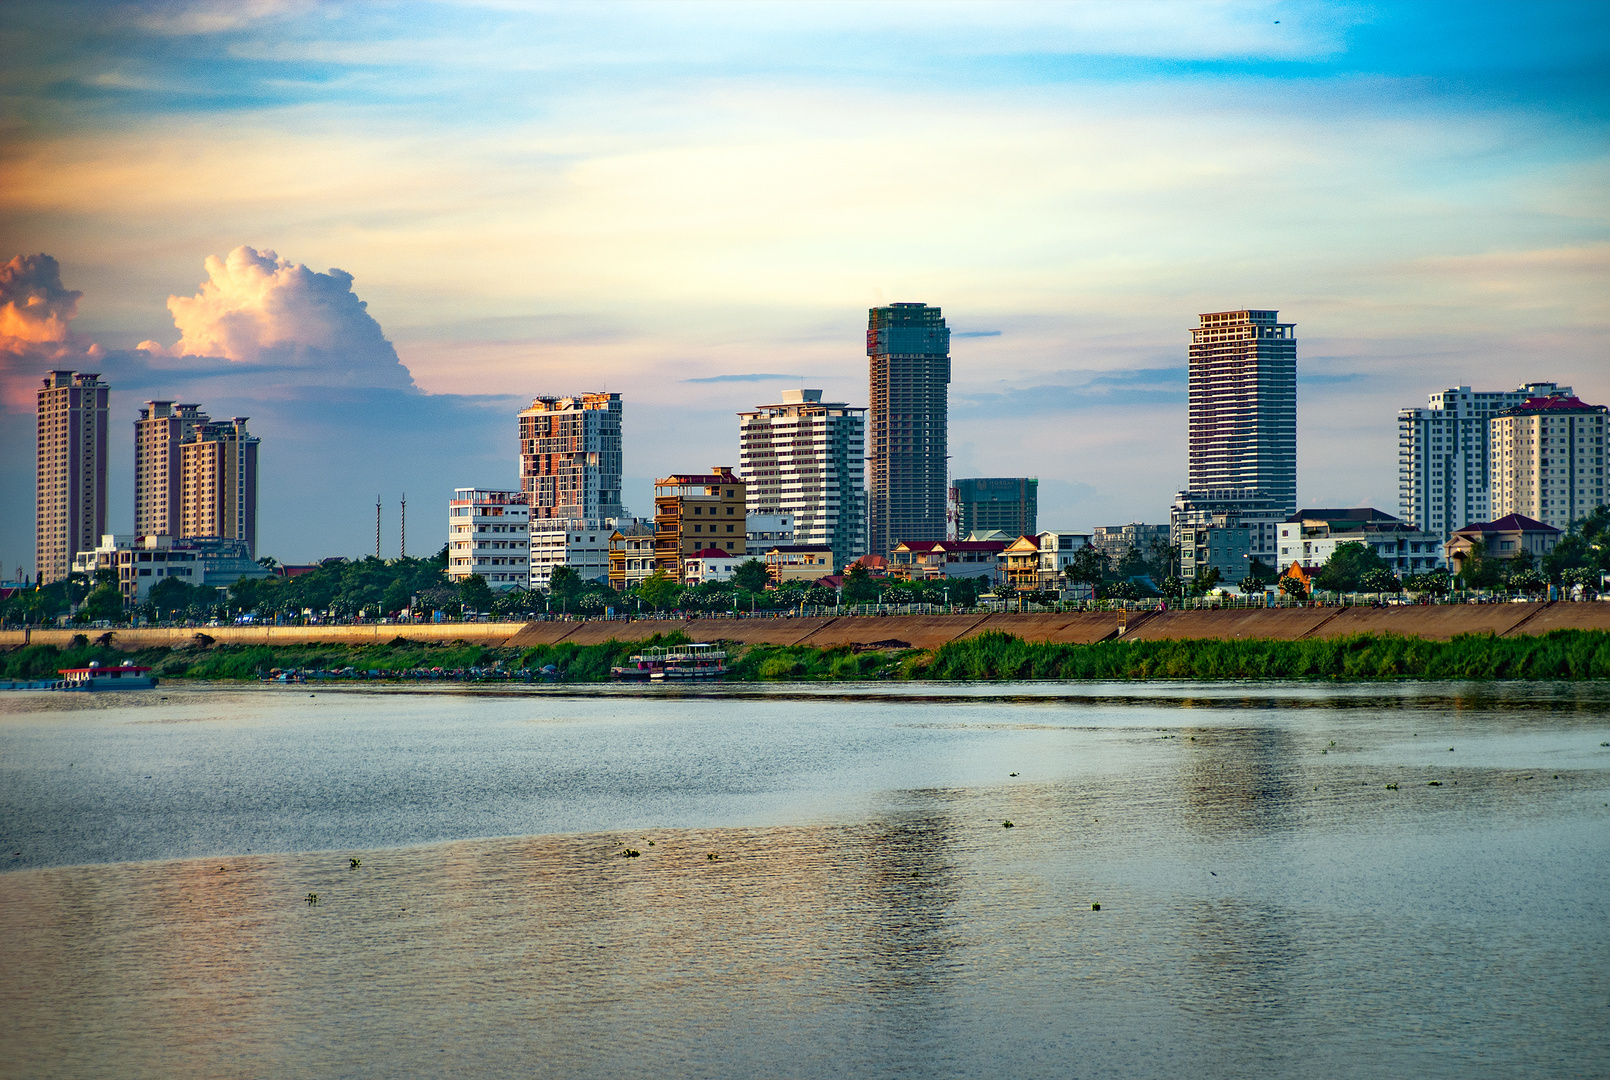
[139,246,414,389]
[0,254,104,410]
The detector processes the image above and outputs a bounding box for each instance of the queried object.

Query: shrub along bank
[4,629,1607,683]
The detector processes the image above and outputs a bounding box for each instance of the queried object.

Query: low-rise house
[1181,523,1255,584]
[608,521,658,591]
[73,533,269,603]
[744,513,795,547]
[1035,530,1093,590]
[889,539,1006,581]
[1002,535,1043,590]
[529,517,634,590]
[1276,507,1446,577]
[684,547,744,586]
[765,544,835,583]
[1444,514,1560,574]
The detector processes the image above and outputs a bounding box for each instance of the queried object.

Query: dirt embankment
[5,601,1607,654]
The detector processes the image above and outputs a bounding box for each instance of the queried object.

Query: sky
[1,0,1607,569]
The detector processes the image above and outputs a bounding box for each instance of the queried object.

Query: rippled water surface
[1,681,1607,1079]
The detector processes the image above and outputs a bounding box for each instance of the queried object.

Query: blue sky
[1,1,1606,566]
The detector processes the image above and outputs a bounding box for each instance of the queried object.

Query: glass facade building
[867,303,950,556]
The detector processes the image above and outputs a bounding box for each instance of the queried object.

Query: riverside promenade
[5,601,1608,652]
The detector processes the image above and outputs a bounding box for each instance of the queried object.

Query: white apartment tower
[447,489,529,590]
[518,393,625,522]
[738,389,867,572]
[1490,390,1607,530]
[1397,382,1562,538]
[36,370,109,584]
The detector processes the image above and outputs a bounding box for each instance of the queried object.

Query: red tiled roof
[1451,514,1560,535]
[1511,395,1601,412]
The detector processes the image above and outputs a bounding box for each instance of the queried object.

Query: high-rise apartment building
[953,477,1037,538]
[1187,309,1296,509]
[36,370,108,584]
[135,401,209,538]
[1398,382,1569,538]
[868,303,950,556]
[654,467,745,576]
[1172,309,1297,575]
[738,389,866,572]
[178,416,259,557]
[518,393,625,522]
[1490,390,1607,531]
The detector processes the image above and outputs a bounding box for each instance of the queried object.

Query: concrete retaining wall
[5,602,1608,653]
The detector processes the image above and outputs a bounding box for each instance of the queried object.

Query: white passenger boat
[57,660,158,690]
[652,643,727,680]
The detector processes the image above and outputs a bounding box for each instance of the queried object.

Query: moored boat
[57,660,158,690]
[611,643,727,680]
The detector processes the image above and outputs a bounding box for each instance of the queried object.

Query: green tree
[548,566,583,608]
[732,558,769,592]
[1403,571,1450,596]
[457,573,494,613]
[1238,575,1266,595]
[1100,580,1139,601]
[1313,542,1391,593]
[81,582,125,622]
[638,569,681,611]
[1360,568,1401,593]
[149,576,207,619]
[1064,547,1108,594]
[1190,567,1222,595]
[841,564,880,605]
[1510,568,1548,595]
[1158,575,1185,599]
[1279,574,1308,601]
[382,577,413,614]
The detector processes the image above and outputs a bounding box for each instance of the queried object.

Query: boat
[57,659,158,690]
[653,643,727,680]
[611,643,727,681]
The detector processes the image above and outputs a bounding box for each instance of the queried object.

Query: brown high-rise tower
[36,370,108,584]
[135,401,209,538]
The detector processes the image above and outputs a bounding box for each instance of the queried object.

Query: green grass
[906,629,1610,681]
[6,629,1606,683]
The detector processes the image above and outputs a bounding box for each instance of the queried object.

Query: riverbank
[5,599,1609,654]
[4,628,1608,683]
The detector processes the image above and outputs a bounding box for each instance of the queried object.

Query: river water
[1,681,1606,1079]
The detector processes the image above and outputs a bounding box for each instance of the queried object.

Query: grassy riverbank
[4,629,1608,683]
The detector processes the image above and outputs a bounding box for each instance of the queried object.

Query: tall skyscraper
[1172,310,1296,573]
[738,389,866,571]
[179,416,259,556]
[518,393,625,522]
[867,302,949,556]
[1187,309,1296,508]
[135,401,209,538]
[953,477,1037,538]
[1397,382,1562,538]
[36,370,108,584]
[1490,389,1607,530]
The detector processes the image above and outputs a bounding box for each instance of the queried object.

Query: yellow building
[654,466,746,576]
[765,544,835,583]
[608,522,658,591]
[1001,534,1042,590]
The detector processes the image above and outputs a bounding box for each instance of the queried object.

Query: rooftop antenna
[375,494,382,559]
[401,493,407,559]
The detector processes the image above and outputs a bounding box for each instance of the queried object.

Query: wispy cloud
[953,330,1002,338]
[683,373,809,384]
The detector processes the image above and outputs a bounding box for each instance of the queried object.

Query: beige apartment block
[134,401,209,538]
[179,417,259,557]
[36,370,108,584]
[1489,391,1607,532]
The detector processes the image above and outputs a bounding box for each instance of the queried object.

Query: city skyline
[1,2,1607,567]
